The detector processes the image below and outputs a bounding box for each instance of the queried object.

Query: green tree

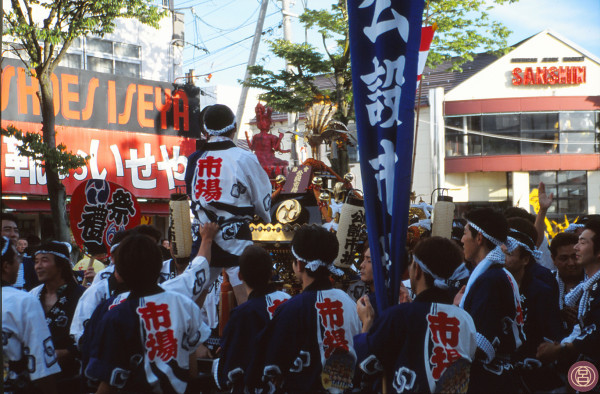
[243,0,518,121]
[2,0,165,242]
[244,1,352,125]
[425,0,518,71]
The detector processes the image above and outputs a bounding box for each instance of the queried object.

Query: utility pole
[281,0,299,165]
[235,0,269,141]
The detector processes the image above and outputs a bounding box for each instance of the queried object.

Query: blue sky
[179,0,600,87]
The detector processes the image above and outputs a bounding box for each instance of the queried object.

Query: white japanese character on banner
[157,145,187,190]
[29,158,47,185]
[89,139,107,179]
[73,150,89,181]
[3,136,29,184]
[361,56,405,127]
[125,143,156,189]
[359,0,409,43]
[369,139,397,216]
[110,145,124,177]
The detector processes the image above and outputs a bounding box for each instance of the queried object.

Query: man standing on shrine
[185,104,272,305]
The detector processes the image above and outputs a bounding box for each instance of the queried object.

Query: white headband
[564,223,584,233]
[110,242,121,254]
[1,236,10,256]
[291,246,344,276]
[467,221,503,247]
[413,254,467,290]
[506,228,543,261]
[35,249,70,262]
[205,117,236,136]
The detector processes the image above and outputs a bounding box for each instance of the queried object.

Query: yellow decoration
[529,188,578,239]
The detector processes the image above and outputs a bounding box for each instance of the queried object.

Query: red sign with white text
[1,120,196,198]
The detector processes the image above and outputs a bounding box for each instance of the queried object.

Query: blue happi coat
[85,288,208,394]
[462,264,525,393]
[354,288,477,393]
[249,278,361,393]
[213,289,290,391]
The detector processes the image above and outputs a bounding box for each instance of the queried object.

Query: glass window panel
[557,198,586,215]
[445,117,464,157]
[521,113,559,132]
[558,185,586,198]
[71,37,82,49]
[466,116,482,155]
[59,53,82,69]
[521,132,559,154]
[559,131,595,154]
[87,56,113,74]
[115,61,140,78]
[530,171,556,186]
[560,112,595,131]
[114,43,140,59]
[558,171,586,185]
[87,38,113,54]
[482,114,519,155]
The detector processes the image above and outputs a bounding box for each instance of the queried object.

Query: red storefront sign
[1,57,202,199]
[1,120,196,198]
[512,66,586,86]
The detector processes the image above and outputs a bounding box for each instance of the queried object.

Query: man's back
[253,285,361,393]
[186,139,272,265]
[355,290,477,393]
[85,289,205,393]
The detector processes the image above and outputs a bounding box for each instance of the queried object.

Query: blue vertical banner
[348,0,424,312]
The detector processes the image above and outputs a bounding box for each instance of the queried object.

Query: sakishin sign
[512,66,586,86]
[1,58,201,198]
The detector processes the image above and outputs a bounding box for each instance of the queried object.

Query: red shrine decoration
[246,103,289,177]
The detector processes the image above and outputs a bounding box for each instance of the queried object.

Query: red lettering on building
[512,66,586,86]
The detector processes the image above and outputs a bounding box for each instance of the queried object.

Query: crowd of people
[2,104,599,394]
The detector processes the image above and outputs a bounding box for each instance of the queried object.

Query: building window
[58,37,141,78]
[520,113,559,154]
[482,114,520,156]
[559,112,596,154]
[445,111,599,157]
[529,171,587,219]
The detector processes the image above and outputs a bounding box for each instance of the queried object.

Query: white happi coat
[3,286,61,387]
[186,137,272,259]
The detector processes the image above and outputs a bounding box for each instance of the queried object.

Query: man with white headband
[354,236,477,393]
[30,241,85,393]
[503,218,564,392]
[3,236,60,393]
[537,219,600,371]
[456,208,525,393]
[185,104,272,305]
[249,225,360,393]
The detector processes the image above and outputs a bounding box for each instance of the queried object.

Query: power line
[183,23,280,67]
[435,121,599,145]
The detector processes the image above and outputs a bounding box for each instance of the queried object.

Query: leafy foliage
[425,0,518,71]
[3,0,166,240]
[243,0,518,119]
[244,1,352,123]
[1,125,89,176]
[4,0,165,74]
